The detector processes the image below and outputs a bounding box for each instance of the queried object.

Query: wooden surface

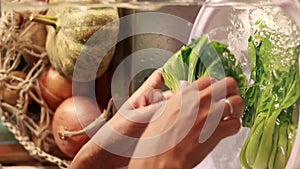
[0,144,36,165]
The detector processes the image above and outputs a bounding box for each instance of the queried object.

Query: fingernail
[210,78,217,83]
[149,89,164,104]
[180,80,189,90]
[162,90,173,99]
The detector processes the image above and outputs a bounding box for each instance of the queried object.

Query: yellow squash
[32,0,119,82]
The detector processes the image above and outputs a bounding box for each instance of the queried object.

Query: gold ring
[225,99,234,115]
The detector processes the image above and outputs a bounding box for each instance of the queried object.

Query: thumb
[129,69,166,107]
[139,69,164,92]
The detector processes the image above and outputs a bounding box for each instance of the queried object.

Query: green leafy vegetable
[240,22,300,169]
[162,22,300,169]
[162,35,248,93]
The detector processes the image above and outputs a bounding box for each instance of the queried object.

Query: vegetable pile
[0,0,119,162]
[162,22,300,169]
[27,0,119,159]
[240,22,300,169]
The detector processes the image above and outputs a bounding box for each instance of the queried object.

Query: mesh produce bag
[0,11,71,168]
[0,5,117,168]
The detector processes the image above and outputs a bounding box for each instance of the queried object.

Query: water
[191,3,300,169]
[224,4,300,82]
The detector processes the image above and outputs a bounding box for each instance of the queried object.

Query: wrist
[128,153,185,169]
[108,112,148,137]
[69,140,129,169]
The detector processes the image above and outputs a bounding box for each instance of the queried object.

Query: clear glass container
[0,0,300,169]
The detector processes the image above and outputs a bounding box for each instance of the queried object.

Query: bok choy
[162,23,300,169]
[240,23,300,169]
[162,35,248,92]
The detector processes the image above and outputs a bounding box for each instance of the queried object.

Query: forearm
[69,113,147,169]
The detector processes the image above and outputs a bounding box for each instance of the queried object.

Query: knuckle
[224,119,241,136]
[234,95,244,107]
[231,120,241,134]
[196,77,215,90]
[229,126,241,136]
[225,77,238,88]
[198,77,213,82]
[199,89,212,103]
[153,69,162,75]
[232,95,244,118]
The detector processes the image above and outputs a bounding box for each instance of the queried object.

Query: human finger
[121,100,164,124]
[203,77,239,102]
[162,90,173,100]
[208,117,241,142]
[139,69,164,92]
[193,77,216,91]
[191,117,241,166]
[180,80,189,90]
[212,95,244,119]
[148,89,167,104]
[129,69,164,107]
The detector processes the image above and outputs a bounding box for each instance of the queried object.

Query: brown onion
[52,96,102,158]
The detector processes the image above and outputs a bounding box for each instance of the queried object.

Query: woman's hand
[69,69,244,169]
[128,71,244,169]
[69,69,170,169]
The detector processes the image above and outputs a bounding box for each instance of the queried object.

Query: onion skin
[52,96,102,158]
[31,117,70,160]
[39,67,72,110]
[1,71,27,105]
[21,22,47,65]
